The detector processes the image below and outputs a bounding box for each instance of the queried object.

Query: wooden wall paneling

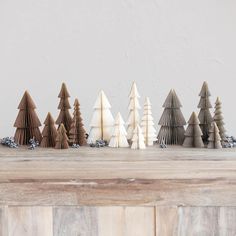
[218,207,236,236]
[177,207,219,236]
[7,207,53,236]
[53,207,98,236]
[0,207,8,236]
[155,206,178,236]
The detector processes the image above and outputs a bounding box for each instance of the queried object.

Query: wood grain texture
[178,207,236,236]
[156,206,178,236]
[53,207,155,236]
[0,179,235,206]
[0,207,8,236]
[7,207,53,236]
[53,207,98,236]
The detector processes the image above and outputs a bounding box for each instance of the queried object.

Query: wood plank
[1,146,236,161]
[0,207,8,236]
[177,207,236,236]
[53,207,98,236]
[7,207,53,236]
[97,207,125,236]
[156,206,178,236]
[218,207,236,236]
[0,179,235,206]
[54,207,155,236]
[124,207,155,236]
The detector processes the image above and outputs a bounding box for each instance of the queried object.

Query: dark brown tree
[55,124,69,149]
[214,97,226,141]
[208,122,222,149]
[14,91,42,145]
[40,113,57,148]
[183,112,204,148]
[56,83,72,134]
[69,99,87,146]
[157,89,186,145]
[198,81,213,143]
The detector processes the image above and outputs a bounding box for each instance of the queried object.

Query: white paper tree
[131,125,146,150]
[207,122,222,149]
[141,97,157,146]
[88,90,114,143]
[109,113,129,148]
[127,82,141,140]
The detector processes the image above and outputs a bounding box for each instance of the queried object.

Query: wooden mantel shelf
[0,146,236,207]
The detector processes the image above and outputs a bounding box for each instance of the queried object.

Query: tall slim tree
[55,124,69,149]
[157,89,186,145]
[140,97,157,146]
[40,113,57,148]
[207,122,222,149]
[109,112,129,148]
[198,81,213,143]
[88,90,114,143]
[127,82,141,140]
[131,125,146,150]
[56,83,72,134]
[183,112,204,148]
[14,91,42,145]
[214,97,226,141]
[69,99,87,146]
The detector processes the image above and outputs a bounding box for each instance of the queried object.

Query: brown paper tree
[55,124,69,149]
[69,99,87,146]
[214,97,226,141]
[40,113,57,148]
[207,122,222,149]
[198,81,213,143]
[56,83,72,134]
[157,89,186,145]
[14,91,42,145]
[183,112,204,148]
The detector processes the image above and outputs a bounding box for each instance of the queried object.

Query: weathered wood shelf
[0,146,236,235]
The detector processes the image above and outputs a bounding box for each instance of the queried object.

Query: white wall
[0,0,236,137]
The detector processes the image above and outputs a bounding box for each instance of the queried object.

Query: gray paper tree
[198,81,213,143]
[207,122,222,149]
[157,89,186,145]
[213,97,226,141]
[183,112,204,148]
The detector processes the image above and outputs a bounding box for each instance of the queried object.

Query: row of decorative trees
[14,83,87,149]
[12,81,226,149]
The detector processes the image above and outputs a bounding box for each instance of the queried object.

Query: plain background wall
[0,0,236,137]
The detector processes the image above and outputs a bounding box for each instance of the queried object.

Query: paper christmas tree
[127,82,141,140]
[157,89,186,145]
[213,97,226,141]
[109,113,129,148]
[14,91,42,145]
[40,113,57,148]
[207,122,222,149]
[183,112,204,148]
[198,81,213,143]
[55,124,69,149]
[88,90,114,143]
[56,83,72,134]
[131,125,146,150]
[69,99,87,146]
[140,97,157,146]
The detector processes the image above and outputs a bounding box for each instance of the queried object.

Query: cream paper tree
[183,112,204,148]
[214,97,226,141]
[109,113,129,148]
[88,90,114,144]
[140,97,157,146]
[131,125,146,150]
[207,122,222,149]
[127,82,141,140]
